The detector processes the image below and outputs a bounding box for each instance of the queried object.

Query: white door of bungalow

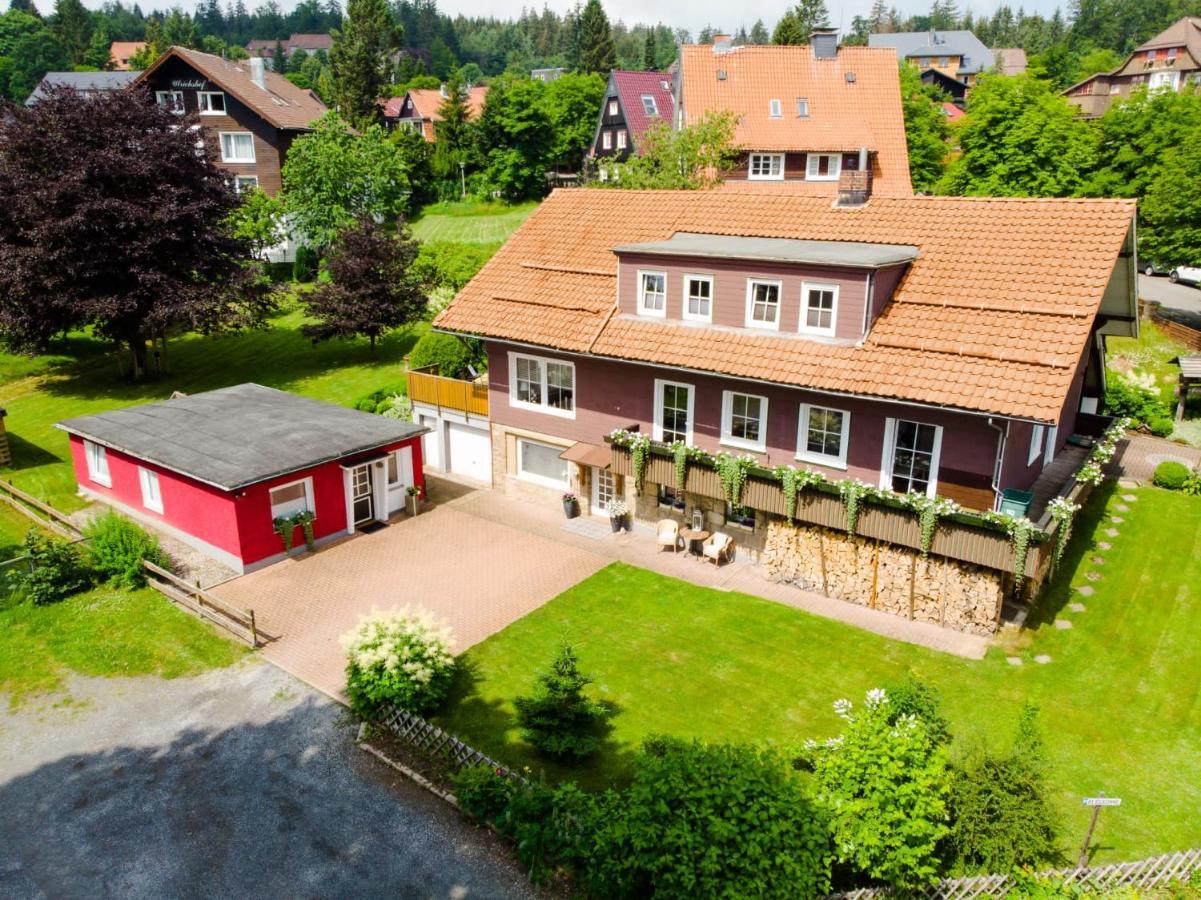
[591,466,615,516]
[351,464,374,526]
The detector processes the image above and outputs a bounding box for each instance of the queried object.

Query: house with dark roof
[134,46,328,196]
[381,85,489,140]
[58,385,428,573]
[246,33,334,65]
[24,71,138,106]
[590,69,675,162]
[869,29,995,87]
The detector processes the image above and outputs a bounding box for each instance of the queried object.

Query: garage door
[447,422,491,482]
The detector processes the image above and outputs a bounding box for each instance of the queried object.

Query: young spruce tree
[514,644,610,762]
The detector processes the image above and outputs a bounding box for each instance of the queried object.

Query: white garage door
[419,414,441,468]
[447,422,491,482]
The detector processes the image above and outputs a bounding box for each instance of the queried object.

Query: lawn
[0,301,425,511]
[437,483,1201,863]
[410,200,538,244]
[1107,320,1200,445]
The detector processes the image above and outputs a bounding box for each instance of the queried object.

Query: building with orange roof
[381,85,488,141]
[109,41,146,70]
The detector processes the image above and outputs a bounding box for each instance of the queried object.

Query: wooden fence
[1142,300,1201,352]
[376,704,524,781]
[0,478,82,538]
[832,848,1201,899]
[142,560,258,647]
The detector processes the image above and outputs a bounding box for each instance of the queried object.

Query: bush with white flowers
[340,607,457,715]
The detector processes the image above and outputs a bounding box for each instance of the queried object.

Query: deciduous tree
[599,110,740,189]
[1140,126,1201,268]
[898,63,950,193]
[476,74,553,200]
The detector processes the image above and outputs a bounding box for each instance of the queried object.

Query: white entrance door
[447,422,490,481]
[351,464,374,526]
[591,466,615,516]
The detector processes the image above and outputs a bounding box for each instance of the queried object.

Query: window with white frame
[797,404,850,468]
[607,99,618,116]
[769,98,782,117]
[219,132,255,163]
[683,274,713,322]
[198,91,226,114]
[602,130,612,150]
[616,129,627,149]
[84,440,110,487]
[138,467,163,513]
[721,391,768,451]
[155,90,184,113]
[233,175,259,194]
[637,270,667,316]
[641,94,658,115]
[269,478,313,520]
[654,380,693,444]
[745,279,781,329]
[516,438,569,488]
[1028,424,1045,465]
[1149,69,1180,90]
[796,97,809,117]
[509,353,575,416]
[806,153,841,180]
[801,282,838,334]
[387,448,413,488]
[748,152,784,180]
[885,419,942,496]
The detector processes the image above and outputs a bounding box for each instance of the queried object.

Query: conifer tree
[52,0,91,66]
[514,645,610,761]
[772,0,830,45]
[330,0,399,129]
[575,0,614,75]
[642,27,655,69]
[83,20,114,69]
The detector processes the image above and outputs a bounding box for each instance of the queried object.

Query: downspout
[987,417,1007,511]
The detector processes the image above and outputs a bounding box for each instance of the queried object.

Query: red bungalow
[57,384,428,573]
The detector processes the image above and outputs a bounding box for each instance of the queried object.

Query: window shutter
[879,418,896,489]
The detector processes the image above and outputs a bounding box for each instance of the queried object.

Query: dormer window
[745,279,781,330]
[801,282,838,335]
[198,91,226,115]
[769,98,782,118]
[638,270,667,317]
[641,94,658,116]
[749,153,784,180]
[806,153,841,181]
[683,274,713,322]
[796,97,809,117]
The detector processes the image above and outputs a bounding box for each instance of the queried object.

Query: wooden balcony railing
[407,366,489,418]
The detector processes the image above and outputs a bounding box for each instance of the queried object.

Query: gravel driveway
[0,660,536,899]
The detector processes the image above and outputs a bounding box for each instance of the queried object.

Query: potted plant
[607,498,630,533]
[405,485,422,517]
[562,491,579,519]
[273,516,297,554]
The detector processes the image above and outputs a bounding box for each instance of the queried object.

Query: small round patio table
[679,528,710,560]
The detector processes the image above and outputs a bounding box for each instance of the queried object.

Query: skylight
[769,98,782,118]
[641,94,658,116]
[797,97,809,117]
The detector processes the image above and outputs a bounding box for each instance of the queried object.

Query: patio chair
[702,532,734,566]
[656,518,682,553]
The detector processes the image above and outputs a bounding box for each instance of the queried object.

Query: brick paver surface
[213,505,606,698]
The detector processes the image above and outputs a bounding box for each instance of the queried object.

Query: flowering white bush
[340,606,457,715]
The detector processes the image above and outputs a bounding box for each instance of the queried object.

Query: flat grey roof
[25,71,138,105]
[613,232,918,268]
[57,383,427,491]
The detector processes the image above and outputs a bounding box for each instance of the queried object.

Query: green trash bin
[999,488,1034,517]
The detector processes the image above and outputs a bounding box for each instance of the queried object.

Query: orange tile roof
[678,43,913,197]
[434,188,1136,422]
[109,41,145,70]
[382,87,488,141]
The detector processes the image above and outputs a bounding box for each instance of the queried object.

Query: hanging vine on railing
[773,465,827,523]
[715,452,756,506]
[671,441,689,491]
[1046,496,1079,570]
[837,480,877,537]
[900,493,961,558]
[985,511,1039,582]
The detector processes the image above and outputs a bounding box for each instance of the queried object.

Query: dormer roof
[613,233,917,268]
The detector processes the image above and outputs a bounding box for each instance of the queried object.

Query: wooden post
[249,610,258,648]
[1079,792,1105,868]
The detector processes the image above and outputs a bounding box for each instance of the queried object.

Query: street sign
[1083,797,1122,807]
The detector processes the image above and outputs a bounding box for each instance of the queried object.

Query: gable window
[806,153,841,181]
[516,438,569,488]
[83,440,111,487]
[155,90,184,113]
[509,352,575,417]
[637,270,667,317]
[138,467,163,513]
[269,478,314,520]
[748,152,784,180]
[198,91,226,114]
[641,94,658,115]
[883,419,942,497]
[654,380,694,444]
[683,274,713,322]
[769,98,782,117]
[801,282,838,335]
[607,99,619,116]
[602,130,612,150]
[796,97,809,117]
[219,132,256,163]
[721,391,768,452]
[745,279,781,330]
[616,129,628,149]
[1028,424,1045,465]
[797,404,850,468]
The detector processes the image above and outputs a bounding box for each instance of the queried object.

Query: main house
[590,69,676,162]
[134,46,328,196]
[1064,16,1201,117]
[674,33,912,196]
[382,85,489,140]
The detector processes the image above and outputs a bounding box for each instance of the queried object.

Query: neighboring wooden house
[1064,17,1201,118]
[869,28,995,87]
[134,46,327,196]
[246,33,333,66]
[381,85,488,141]
[590,69,675,162]
[676,33,912,197]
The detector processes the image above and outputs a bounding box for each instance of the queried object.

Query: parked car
[1169,266,1201,286]
[1142,260,1169,276]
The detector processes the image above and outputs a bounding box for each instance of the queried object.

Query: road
[1139,273,1201,327]
[0,659,537,900]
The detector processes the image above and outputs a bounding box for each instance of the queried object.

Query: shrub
[513,644,611,762]
[340,607,456,716]
[408,331,485,379]
[452,764,515,824]
[13,531,92,605]
[412,241,496,291]
[884,672,952,746]
[83,511,169,588]
[496,781,595,884]
[293,244,318,281]
[1103,378,1170,426]
[1153,460,1192,490]
[1149,416,1176,438]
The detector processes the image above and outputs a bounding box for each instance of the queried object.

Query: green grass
[0,585,247,705]
[437,484,1201,862]
[410,200,538,244]
[0,302,426,510]
[1107,321,1201,445]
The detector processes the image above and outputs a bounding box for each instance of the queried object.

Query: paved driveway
[0,660,536,899]
[214,496,606,698]
[1140,273,1201,325]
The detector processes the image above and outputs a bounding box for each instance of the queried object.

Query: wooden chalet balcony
[406,366,489,418]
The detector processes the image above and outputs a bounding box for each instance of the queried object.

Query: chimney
[249,56,267,89]
[811,28,839,60]
[712,34,733,53]
[837,154,872,207]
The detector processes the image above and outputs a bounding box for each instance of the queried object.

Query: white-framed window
[637,270,667,317]
[745,278,781,330]
[516,438,569,488]
[1149,70,1180,91]
[682,273,713,322]
[769,98,782,117]
[1109,82,1121,94]
[919,56,931,67]
[654,379,694,444]
[601,130,612,150]
[83,440,111,487]
[796,97,809,117]
[938,55,949,66]
[607,99,618,116]
[269,477,314,520]
[386,447,414,488]
[797,404,850,468]
[882,419,942,497]
[233,175,259,194]
[219,132,256,163]
[508,352,576,418]
[641,94,658,115]
[748,152,784,180]
[198,91,226,114]
[806,153,841,181]
[1028,424,1045,466]
[721,390,768,452]
[800,282,838,335]
[616,129,627,149]
[138,466,163,513]
[155,90,184,113]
